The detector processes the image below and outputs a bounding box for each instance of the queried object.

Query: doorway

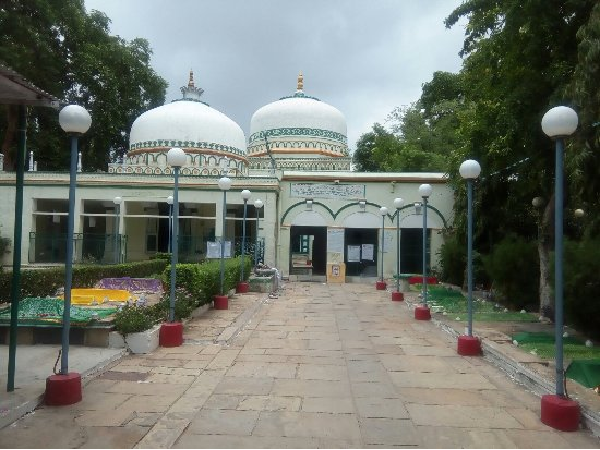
[401,228,431,274]
[290,226,327,276]
[344,228,378,277]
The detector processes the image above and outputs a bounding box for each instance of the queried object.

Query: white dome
[130,100,246,157]
[248,75,348,159]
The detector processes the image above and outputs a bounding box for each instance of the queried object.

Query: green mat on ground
[512,331,583,345]
[0,298,118,326]
[566,359,600,389]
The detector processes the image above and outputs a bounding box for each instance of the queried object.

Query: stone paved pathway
[0,282,598,448]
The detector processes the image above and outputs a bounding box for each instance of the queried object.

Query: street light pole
[45,104,91,406]
[254,199,263,267]
[392,197,404,301]
[159,148,186,348]
[457,159,482,356]
[376,206,388,290]
[237,189,251,293]
[540,106,580,431]
[167,195,173,253]
[113,196,122,264]
[415,183,432,320]
[215,177,232,309]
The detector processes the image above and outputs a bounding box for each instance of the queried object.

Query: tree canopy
[0,0,167,171]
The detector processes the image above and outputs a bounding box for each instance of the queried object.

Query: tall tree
[445,0,598,317]
[0,0,167,171]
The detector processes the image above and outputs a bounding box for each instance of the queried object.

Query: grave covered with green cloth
[566,360,600,389]
[0,298,118,326]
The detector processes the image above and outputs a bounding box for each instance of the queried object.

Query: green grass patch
[453,312,539,322]
[517,342,600,360]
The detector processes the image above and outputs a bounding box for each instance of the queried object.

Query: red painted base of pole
[540,395,580,432]
[159,322,183,347]
[236,281,249,293]
[214,294,229,310]
[45,373,82,405]
[375,280,387,290]
[391,291,404,301]
[415,305,431,320]
[457,335,482,356]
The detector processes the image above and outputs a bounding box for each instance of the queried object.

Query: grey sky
[84,0,466,151]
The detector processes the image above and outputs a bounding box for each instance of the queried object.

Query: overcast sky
[84,0,467,152]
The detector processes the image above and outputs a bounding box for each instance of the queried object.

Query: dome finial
[180,70,204,101]
[297,71,304,92]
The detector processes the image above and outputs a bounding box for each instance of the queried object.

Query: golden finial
[189,69,194,88]
[297,71,304,91]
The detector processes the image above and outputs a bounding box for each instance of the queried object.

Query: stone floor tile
[397,387,493,406]
[213,376,274,396]
[253,411,361,440]
[351,381,398,398]
[173,434,322,448]
[389,371,497,390]
[226,361,298,378]
[296,363,347,381]
[202,393,241,410]
[301,397,355,414]
[237,395,301,412]
[406,403,523,428]
[186,409,259,436]
[355,397,409,418]
[359,417,421,446]
[271,378,350,397]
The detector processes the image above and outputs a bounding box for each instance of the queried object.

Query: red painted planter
[45,372,82,405]
[415,305,431,320]
[214,294,228,310]
[457,335,482,356]
[160,322,183,347]
[541,395,580,432]
[375,281,387,290]
[236,281,250,294]
[391,291,404,302]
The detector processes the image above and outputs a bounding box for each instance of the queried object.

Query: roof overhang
[0,63,60,108]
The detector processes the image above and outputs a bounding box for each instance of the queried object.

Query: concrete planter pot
[124,325,160,354]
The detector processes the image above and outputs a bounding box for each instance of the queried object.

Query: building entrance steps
[0,282,598,448]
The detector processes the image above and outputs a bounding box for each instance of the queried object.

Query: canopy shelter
[0,62,59,391]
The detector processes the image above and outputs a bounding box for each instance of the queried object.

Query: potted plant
[114,304,160,354]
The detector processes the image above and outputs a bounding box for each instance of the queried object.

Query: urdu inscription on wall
[290,183,365,199]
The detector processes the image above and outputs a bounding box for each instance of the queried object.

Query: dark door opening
[290,226,327,276]
[344,228,378,277]
[401,228,431,274]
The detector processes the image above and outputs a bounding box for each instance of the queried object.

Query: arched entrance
[290,211,327,278]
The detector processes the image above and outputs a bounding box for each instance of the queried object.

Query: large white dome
[248,74,348,158]
[130,100,245,157]
[117,72,247,176]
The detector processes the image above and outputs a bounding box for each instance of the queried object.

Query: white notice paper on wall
[327,229,345,254]
[206,241,232,258]
[361,244,374,261]
[347,245,361,262]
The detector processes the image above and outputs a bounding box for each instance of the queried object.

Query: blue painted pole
[255,211,260,266]
[554,138,565,396]
[7,106,27,391]
[467,180,473,336]
[114,204,120,264]
[220,190,227,295]
[380,215,385,281]
[169,168,180,323]
[60,135,78,374]
[396,211,400,292]
[422,197,429,306]
[240,199,248,281]
[168,204,172,253]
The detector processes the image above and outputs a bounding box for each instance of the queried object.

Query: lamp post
[540,106,580,431]
[159,147,186,348]
[45,105,91,406]
[254,199,264,267]
[237,189,251,293]
[376,206,388,290]
[457,160,482,355]
[392,197,405,301]
[214,176,232,310]
[166,195,173,253]
[113,196,122,264]
[415,183,432,320]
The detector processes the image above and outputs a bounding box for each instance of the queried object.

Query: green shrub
[483,234,538,310]
[561,238,600,339]
[438,234,465,287]
[0,259,169,303]
[113,304,156,334]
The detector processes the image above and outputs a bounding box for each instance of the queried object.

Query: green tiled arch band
[129,140,245,156]
[249,128,347,145]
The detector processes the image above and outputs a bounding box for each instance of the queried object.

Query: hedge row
[163,256,252,306]
[0,260,169,303]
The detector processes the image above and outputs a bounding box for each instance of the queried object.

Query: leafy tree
[0,0,167,171]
